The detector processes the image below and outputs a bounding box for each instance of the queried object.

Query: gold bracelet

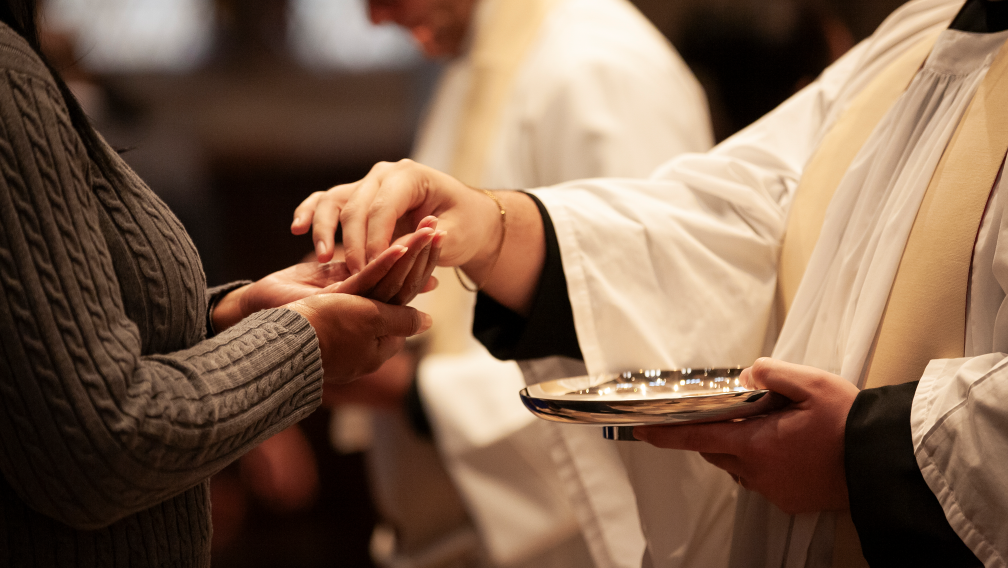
[455,189,506,292]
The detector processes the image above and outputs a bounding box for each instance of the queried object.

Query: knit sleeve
[0,68,323,530]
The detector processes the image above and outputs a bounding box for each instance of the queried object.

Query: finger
[390,229,440,305]
[311,188,352,263]
[292,191,323,235]
[699,452,744,476]
[371,230,435,303]
[332,244,409,296]
[373,303,433,337]
[420,274,439,293]
[341,174,384,273]
[633,421,747,455]
[416,215,438,231]
[392,229,442,304]
[744,358,821,402]
[386,241,431,305]
[364,170,426,266]
[419,230,443,282]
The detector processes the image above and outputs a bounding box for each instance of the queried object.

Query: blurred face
[368,0,477,58]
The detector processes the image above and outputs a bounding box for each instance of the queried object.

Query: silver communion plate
[520,368,789,434]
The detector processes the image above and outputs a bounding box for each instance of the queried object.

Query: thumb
[374,303,433,337]
[743,358,814,402]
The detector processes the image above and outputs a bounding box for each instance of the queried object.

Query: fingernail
[418,312,433,333]
[395,245,409,257]
[433,231,446,245]
[293,216,301,226]
[315,240,326,257]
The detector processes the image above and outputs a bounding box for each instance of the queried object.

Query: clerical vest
[777,32,1008,568]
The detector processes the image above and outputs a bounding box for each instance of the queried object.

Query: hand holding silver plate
[519,368,791,440]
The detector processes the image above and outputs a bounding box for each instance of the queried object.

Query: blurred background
[37,0,906,566]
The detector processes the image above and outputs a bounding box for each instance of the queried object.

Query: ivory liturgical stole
[424,0,559,355]
[449,0,560,186]
[777,32,1008,568]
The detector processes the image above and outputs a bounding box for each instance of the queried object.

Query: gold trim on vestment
[450,0,563,186]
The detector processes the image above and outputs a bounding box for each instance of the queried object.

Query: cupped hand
[290,159,500,275]
[330,216,444,306]
[214,220,443,333]
[287,293,431,384]
[634,358,860,514]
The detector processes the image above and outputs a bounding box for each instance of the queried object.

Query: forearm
[0,304,322,529]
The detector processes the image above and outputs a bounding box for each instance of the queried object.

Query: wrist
[459,190,508,285]
[211,284,252,334]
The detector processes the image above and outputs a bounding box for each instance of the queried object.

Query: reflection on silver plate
[520,368,789,437]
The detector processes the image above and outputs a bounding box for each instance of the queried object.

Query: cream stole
[424,0,561,355]
[450,0,562,185]
[777,32,1008,568]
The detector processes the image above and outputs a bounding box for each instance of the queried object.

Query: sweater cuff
[845,382,980,567]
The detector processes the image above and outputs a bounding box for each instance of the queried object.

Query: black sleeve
[845,382,981,567]
[472,193,583,362]
[403,375,433,439]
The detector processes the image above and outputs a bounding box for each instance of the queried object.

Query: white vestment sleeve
[913,355,1008,567]
[525,56,851,568]
[911,170,1008,567]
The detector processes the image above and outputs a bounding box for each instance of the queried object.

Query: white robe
[756,25,1008,568]
[375,0,715,566]
[529,0,1008,566]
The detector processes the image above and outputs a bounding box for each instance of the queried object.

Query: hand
[634,358,860,514]
[290,159,501,275]
[213,221,442,332]
[321,350,417,409]
[331,216,443,306]
[287,294,431,384]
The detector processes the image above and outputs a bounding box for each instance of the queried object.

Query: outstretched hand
[290,159,498,275]
[634,358,860,514]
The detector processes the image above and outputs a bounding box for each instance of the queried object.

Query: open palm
[240,218,443,316]
[241,261,355,315]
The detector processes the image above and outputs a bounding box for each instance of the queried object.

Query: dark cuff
[403,378,433,439]
[845,382,980,567]
[472,193,582,362]
[205,280,253,338]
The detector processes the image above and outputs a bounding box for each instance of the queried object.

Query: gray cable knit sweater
[0,25,324,567]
